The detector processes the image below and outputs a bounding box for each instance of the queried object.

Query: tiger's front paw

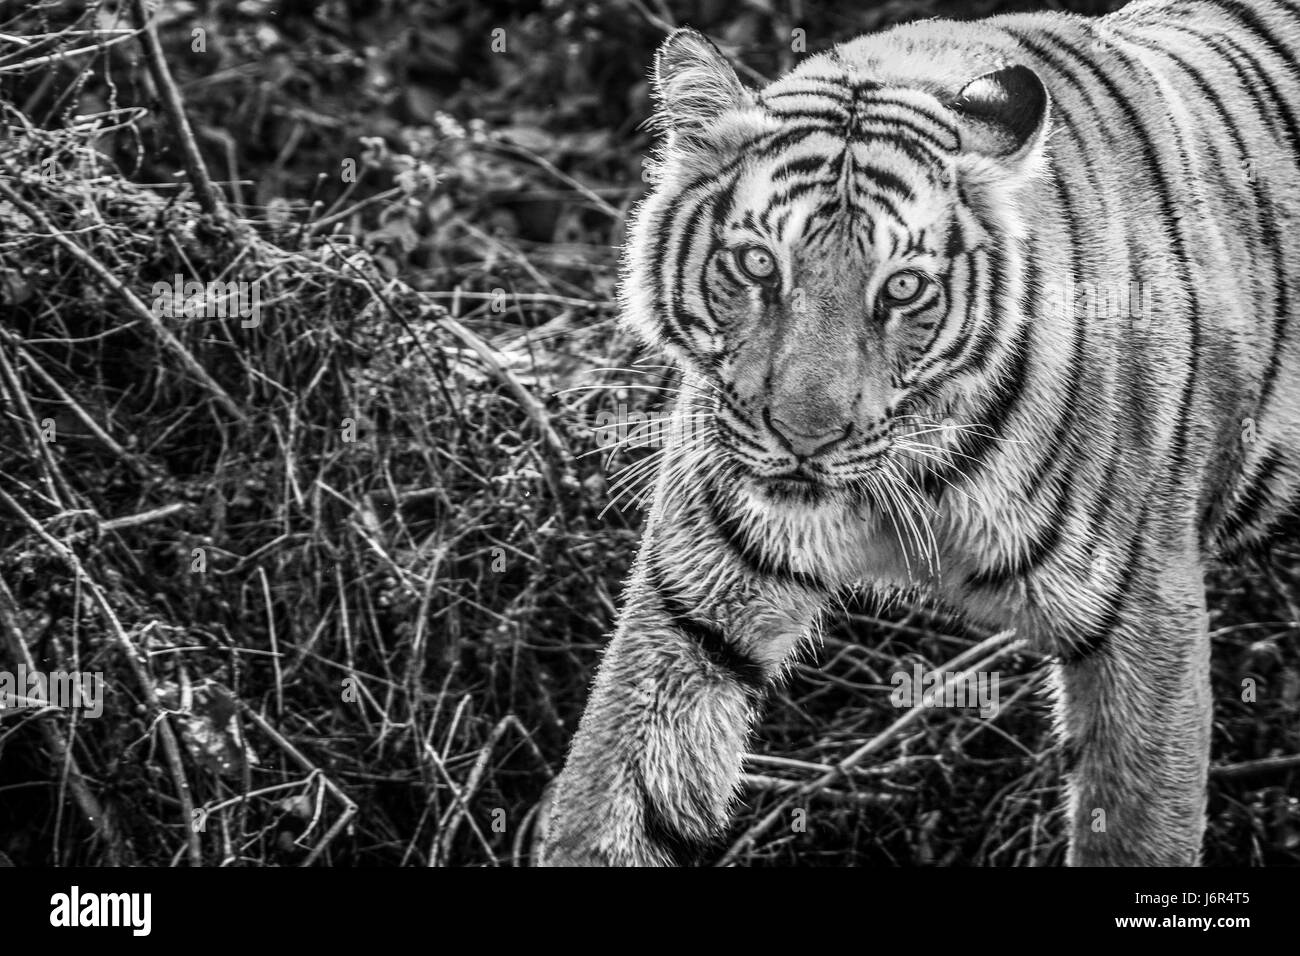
[534,834,615,867]
[529,781,608,867]
[529,780,669,867]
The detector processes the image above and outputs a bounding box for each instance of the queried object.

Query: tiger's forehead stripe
[759,80,960,153]
[764,143,938,252]
[740,79,961,179]
[722,82,959,260]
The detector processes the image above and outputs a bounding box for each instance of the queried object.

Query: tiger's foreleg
[1056,561,1213,866]
[538,505,827,866]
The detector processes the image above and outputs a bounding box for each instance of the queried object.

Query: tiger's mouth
[760,470,817,489]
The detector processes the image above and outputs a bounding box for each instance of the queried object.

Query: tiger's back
[893,0,1300,596]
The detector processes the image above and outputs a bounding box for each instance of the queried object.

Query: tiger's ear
[949,65,1051,183]
[652,28,754,145]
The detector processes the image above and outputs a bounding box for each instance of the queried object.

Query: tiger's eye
[881,270,928,306]
[738,245,777,281]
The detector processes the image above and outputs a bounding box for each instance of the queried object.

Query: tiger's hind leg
[1055,553,1213,866]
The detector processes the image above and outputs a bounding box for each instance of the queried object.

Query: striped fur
[539,0,1300,866]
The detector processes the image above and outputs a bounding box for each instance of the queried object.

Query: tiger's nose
[764,408,853,459]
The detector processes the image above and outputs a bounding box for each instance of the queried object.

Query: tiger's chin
[751,473,828,504]
[747,470,858,509]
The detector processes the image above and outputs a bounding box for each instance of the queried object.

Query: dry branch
[126,0,233,228]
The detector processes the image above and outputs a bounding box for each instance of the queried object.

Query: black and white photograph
[0,0,1296,925]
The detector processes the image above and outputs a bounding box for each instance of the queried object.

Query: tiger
[537,0,1300,866]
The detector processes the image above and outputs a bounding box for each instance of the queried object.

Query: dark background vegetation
[0,0,1295,866]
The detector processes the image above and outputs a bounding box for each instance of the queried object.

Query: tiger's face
[621,30,1049,508]
[700,151,959,502]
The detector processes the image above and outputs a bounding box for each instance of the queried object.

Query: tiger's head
[622,27,1051,508]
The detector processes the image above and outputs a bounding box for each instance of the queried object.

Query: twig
[514,796,544,867]
[0,31,144,74]
[101,503,190,533]
[744,753,834,774]
[1213,754,1300,780]
[126,0,232,227]
[306,186,403,237]
[740,773,897,806]
[257,566,284,719]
